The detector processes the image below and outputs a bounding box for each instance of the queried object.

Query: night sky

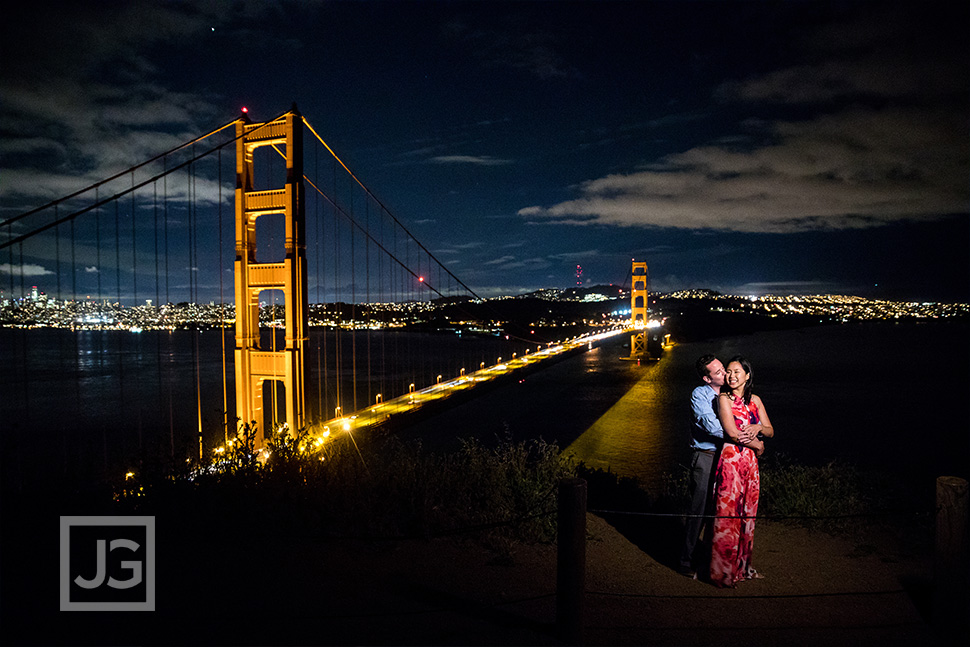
[2,1,967,301]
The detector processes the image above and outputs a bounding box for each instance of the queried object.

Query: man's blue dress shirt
[690,384,723,451]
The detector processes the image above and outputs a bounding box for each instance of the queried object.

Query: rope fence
[558,475,969,644]
[585,588,909,600]
[310,506,559,543]
[588,508,932,521]
[289,475,960,643]
[293,502,933,543]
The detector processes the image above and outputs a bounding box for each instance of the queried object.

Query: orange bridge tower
[621,260,653,360]
[234,109,308,443]
[629,260,649,357]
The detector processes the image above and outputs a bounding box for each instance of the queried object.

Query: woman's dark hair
[723,354,754,404]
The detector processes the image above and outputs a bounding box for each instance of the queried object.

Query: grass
[758,453,871,529]
[575,451,928,536]
[758,453,933,536]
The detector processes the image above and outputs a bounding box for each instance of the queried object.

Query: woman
[709,355,774,588]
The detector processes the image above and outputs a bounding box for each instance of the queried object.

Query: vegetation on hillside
[116,423,574,551]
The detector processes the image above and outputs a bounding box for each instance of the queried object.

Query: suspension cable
[190,155,203,459]
[302,116,549,347]
[1,111,291,251]
[304,175,451,300]
[1,119,239,229]
[218,146,229,443]
[131,171,137,308]
[302,116,485,303]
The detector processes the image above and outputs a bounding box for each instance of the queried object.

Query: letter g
[107,538,142,589]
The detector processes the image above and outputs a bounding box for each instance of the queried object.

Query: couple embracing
[679,354,774,588]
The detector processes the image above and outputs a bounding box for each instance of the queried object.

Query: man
[677,354,728,578]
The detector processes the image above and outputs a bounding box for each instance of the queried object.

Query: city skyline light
[2,1,967,302]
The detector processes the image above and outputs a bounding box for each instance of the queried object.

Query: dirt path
[182,513,937,645]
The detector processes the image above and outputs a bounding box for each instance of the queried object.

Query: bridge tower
[234,109,308,443]
[623,260,650,360]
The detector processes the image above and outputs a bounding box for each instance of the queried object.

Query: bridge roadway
[301,326,634,448]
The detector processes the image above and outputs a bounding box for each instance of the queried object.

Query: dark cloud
[521,106,967,233]
[430,155,513,166]
[2,1,966,300]
[441,17,577,80]
[520,5,969,234]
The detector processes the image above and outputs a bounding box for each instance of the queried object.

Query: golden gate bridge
[1,106,654,484]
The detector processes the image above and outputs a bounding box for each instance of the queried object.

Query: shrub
[121,426,573,549]
[758,453,879,532]
[576,454,906,536]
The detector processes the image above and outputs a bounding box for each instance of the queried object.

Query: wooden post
[934,476,968,641]
[557,478,586,644]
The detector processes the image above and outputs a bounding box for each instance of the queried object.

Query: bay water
[2,320,967,494]
[381,320,970,494]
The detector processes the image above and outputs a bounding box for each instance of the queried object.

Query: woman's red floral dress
[709,394,761,588]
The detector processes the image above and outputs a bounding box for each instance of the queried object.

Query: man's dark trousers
[680,448,717,573]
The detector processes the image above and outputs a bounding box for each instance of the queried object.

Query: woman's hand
[736,423,758,445]
[743,423,764,438]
